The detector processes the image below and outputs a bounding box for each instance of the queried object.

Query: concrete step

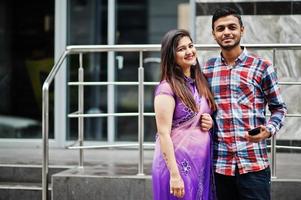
[0,181,44,190]
[0,182,51,200]
[0,164,69,200]
[52,166,301,200]
[52,166,152,200]
[0,164,71,183]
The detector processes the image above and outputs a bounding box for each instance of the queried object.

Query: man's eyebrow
[215,25,225,29]
[215,23,238,28]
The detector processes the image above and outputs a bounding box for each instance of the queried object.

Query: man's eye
[229,26,237,30]
[216,27,224,32]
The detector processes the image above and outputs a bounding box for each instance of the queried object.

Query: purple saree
[152,80,214,200]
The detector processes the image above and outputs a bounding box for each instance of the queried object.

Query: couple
[152,7,287,200]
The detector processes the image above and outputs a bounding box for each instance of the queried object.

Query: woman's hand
[170,174,185,198]
[200,113,213,131]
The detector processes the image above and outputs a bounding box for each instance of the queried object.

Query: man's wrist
[266,124,276,137]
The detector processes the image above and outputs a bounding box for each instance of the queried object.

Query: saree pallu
[152,110,214,200]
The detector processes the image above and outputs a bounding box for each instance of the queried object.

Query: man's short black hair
[212,7,243,30]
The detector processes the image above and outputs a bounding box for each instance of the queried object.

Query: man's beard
[218,38,241,50]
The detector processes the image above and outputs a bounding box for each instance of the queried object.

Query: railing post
[42,85,49,200]
[107,0,116,144]
[271,48,277,178]
[138,51,145,175]
[107,51,116,144]
[78,53,84,167]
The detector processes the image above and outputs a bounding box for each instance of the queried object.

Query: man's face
[212,15,244,50]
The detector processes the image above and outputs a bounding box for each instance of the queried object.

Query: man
[202,7,287,200]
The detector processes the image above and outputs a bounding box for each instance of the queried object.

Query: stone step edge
[0,181,52,190]
[0,163,74,169]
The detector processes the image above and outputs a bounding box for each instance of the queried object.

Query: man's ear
[240,26,245,36]
[212,30,216,40]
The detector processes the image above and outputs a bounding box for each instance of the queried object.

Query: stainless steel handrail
[68,81,301,86]
[68,81,158,86]
[67,144,301,150]
[42,44,301,200]
[42,50,69,200]
[64,43,301,52]
[67,112,300,118]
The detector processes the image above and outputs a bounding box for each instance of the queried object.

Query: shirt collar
[219,46,248,66]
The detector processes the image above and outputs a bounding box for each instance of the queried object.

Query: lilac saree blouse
[154,78,202,128]
[152,78,215,200]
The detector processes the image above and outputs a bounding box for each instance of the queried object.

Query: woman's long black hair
[160,29,216,112]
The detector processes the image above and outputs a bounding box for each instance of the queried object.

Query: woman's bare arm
[154,94,184,198]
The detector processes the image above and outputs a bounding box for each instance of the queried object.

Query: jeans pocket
[255,167,271,185]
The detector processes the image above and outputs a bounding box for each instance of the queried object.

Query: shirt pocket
[235,82,255,106]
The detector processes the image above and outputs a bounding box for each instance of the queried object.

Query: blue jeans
[214,167,271,200]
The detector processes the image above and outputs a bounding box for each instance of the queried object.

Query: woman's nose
[185,48,193,55]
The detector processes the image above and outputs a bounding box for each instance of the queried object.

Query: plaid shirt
[203,48,287,176]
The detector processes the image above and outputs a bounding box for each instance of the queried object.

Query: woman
[152,29,216,200]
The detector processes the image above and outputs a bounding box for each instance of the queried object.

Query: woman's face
[175,36,197,74]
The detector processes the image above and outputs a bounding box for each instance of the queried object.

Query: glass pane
[67,0,109,141]
[67,0,149,141]
[0,0,54,139]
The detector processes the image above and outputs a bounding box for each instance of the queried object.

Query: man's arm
[262,64,287,135]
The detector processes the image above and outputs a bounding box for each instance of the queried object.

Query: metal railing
[42,44,301,200]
